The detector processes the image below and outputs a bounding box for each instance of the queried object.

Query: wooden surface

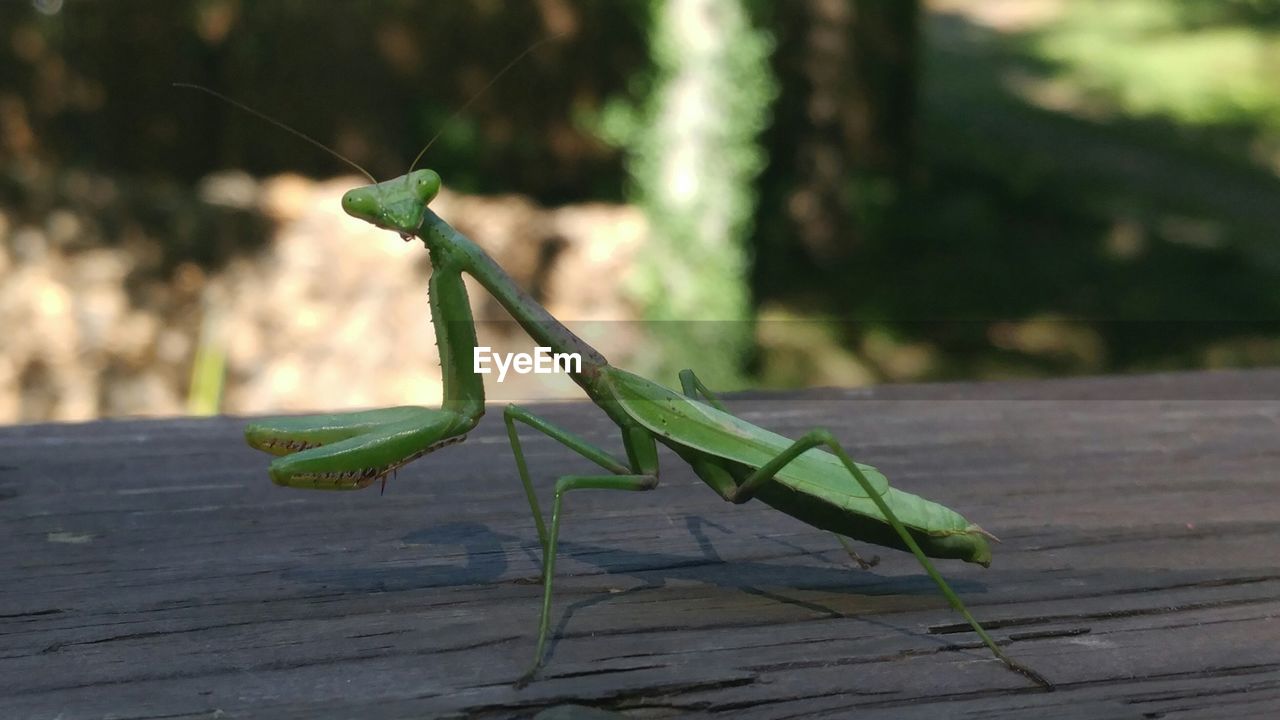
[4,368,1280,719]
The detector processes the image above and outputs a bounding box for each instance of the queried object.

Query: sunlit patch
[47,531,92,544]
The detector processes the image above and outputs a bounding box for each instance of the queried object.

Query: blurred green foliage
[1036,0,1280,130]
[751,0,1280,384]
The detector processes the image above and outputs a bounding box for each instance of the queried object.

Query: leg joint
[803,428,836,446]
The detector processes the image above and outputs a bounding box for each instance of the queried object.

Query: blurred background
[3,0,1280,424]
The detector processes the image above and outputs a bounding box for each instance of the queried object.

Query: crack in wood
[39,619,265,654]
[930,593,1278,635]
[463,674,756,717]
[1027,521,1280,551]
[0,608,62,620]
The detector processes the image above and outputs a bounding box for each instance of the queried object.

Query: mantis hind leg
[679,369,880,570]
[731,429,1052,690]
[503,405,659,686]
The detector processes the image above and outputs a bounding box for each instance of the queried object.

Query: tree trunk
[761,0,920,265]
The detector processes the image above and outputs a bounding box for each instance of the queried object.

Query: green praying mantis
[242,169,1050,690]
[182,71,1051,691]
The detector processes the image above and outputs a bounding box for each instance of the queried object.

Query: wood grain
[3,368,1278,719]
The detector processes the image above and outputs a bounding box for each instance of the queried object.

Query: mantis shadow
[284,515,992,667]
[291,517,982,598]
[533,515,985,665]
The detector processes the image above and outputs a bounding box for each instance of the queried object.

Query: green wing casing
[602,367,992,565]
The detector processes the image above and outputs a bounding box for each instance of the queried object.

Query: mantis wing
[603,367,981,544]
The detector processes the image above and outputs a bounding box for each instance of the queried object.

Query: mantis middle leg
[503,404,660,685]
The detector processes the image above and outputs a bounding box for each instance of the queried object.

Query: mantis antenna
[407,33,564,173]
[172,82,377,184]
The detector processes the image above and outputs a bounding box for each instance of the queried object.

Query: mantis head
[341,169,442,238]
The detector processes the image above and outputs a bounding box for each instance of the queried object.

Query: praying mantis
[239,167,1050,689]
[182,66,1050,691]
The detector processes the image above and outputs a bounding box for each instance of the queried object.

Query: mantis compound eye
[341,187,383,223]
[407,169,442,205]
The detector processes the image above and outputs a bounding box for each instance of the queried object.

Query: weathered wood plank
[2,368,1279,719]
